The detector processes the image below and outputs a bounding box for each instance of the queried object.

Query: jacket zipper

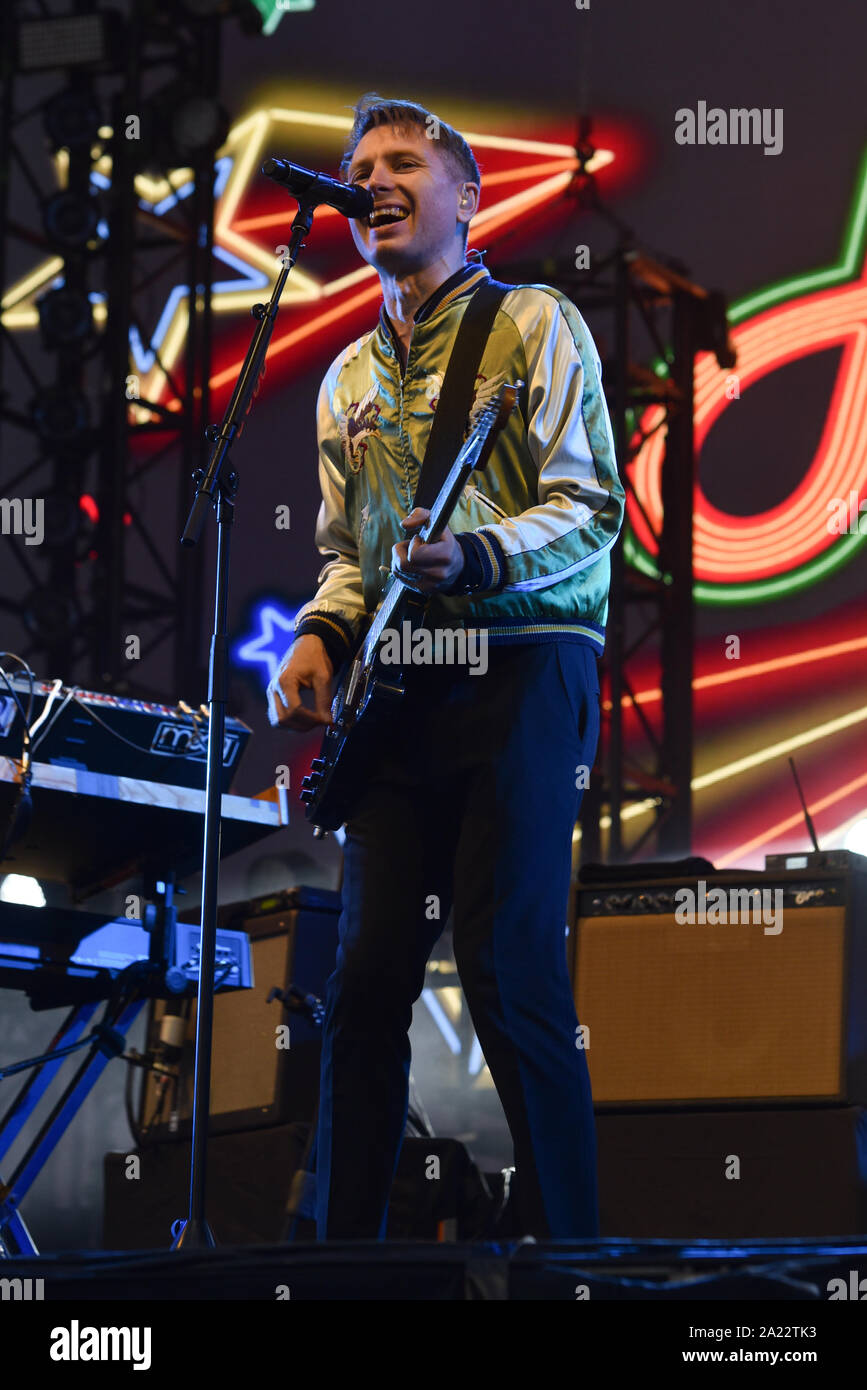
[398,371,414,513]
[388,314,420,512]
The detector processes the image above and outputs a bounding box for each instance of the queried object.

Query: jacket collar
[378,255,491,351]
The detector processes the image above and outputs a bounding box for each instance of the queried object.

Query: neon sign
[251,0,315,35]
[1,105,614,421]
[233,599,302,684]
[626,148,867,603]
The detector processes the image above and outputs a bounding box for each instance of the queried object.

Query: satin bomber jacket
[293,262,626,669]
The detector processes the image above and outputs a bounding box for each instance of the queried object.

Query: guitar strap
[411,278,510,512]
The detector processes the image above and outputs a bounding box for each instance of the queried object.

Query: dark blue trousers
[315,639,600,1239]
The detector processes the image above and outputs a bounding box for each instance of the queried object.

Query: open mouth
[368,205,410,228]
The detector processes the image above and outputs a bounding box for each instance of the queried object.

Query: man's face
[345,123,475,275]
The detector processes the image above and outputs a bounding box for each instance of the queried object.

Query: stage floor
[3,1235,866,1300]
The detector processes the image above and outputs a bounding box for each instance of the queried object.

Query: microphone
[262,157,374,220]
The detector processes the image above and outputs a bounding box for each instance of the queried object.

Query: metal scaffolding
[496,139,735,863]
[0,1,254,700]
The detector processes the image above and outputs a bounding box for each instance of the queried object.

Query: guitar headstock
[474,380,523,473]
[421,380,525,548]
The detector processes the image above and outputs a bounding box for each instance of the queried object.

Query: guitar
[300,380,521,832]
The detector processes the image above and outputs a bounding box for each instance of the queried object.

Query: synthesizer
[0,676,251,793]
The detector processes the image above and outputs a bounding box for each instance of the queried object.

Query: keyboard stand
[0,992,146,1256]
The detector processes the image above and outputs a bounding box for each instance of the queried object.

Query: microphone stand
[172,194,316,1250]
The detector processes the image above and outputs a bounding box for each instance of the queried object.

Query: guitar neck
[420,434,485,544]
[361,440,484,662]
[361,384,518,664]
[363,570,407,657]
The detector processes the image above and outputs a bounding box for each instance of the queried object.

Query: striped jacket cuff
[294,612,356,671]
[458,528,508,594]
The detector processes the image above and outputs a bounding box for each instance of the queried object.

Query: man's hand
[267,634,334,732]
[391,507,464,593]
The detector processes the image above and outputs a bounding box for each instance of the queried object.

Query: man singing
[267,93,624,1240]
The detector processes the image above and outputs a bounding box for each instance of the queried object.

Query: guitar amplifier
[139,886,340,1138]
[596,1105,867,1237]
[0,676,250,792]
[571,864,867,1107]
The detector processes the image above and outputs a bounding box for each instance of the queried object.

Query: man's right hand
[266,634,334,732]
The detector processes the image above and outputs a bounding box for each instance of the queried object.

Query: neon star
[1,102,615,420]
[233,600,302,684]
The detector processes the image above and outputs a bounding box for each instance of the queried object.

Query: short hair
[339,93,480,246]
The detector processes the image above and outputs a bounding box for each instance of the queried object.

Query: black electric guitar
[300,380,521,832]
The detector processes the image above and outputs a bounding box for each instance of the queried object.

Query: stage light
[37,288,93,348]
[43,87,103,152]
[0,876,46,908]
[171,97,231,158]
[41,191,101,250]
[139,83,231,168]
[30,384,91,449]
[15,14,115,72]
[23,587,79,643]
[843,818,867,856]
[74,495,132,530]
[38,493,89,550]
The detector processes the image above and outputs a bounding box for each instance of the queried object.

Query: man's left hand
[391,507,464,593]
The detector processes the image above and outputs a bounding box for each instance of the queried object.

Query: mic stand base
[172,1217,217,1250]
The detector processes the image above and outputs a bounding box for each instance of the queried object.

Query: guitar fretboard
[360,404,500,665]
